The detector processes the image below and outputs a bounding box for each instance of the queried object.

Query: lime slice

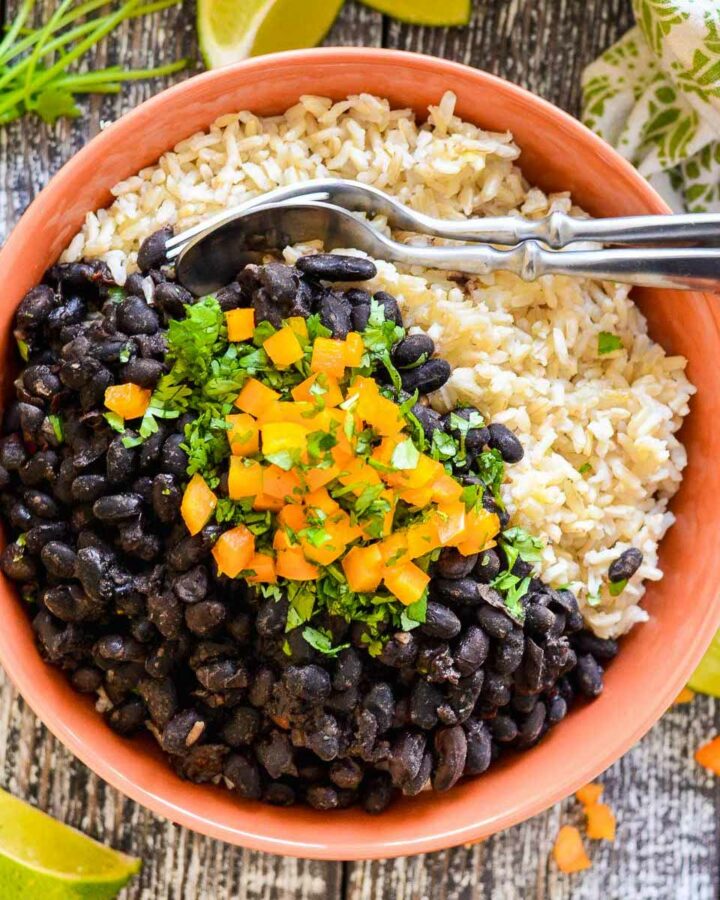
[689,628,720,697]
[198,0,344,69]
[359,0,471,26]
[0,788,140,899]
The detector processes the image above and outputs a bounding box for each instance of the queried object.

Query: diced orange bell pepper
[226,412,260,456]
[211,525,255,578]
[337,458,382,493]
[354,377,405,436]
[695,735,720,775]
[435,501,467,545]
[311,337,347,379]
[575,783,603,807]
[263,327,304,368]
[387,453,443,490]
[405,519,441,559]
[228,458,263,499]
[584,803,616,841]
[342,544,384,592]
[302,530,348,566]
[261,422,308,458]
[674,687,695,705]
[258,401,315,426]
[371,437,400,468]
[263,465,303,501]
[291,373,343,408]
[226,308,255,342]
[397,485,435,508]
[181,473,218,536]
[432,473,464,504]
[235,378,280,417]
[252,492,285,512]
[455,508,500,556]
[276,547,319,580]
[304,487,340,516]
[277,504,307,532]
[104,383,152,420]
[343,331,364,368]
[377,531,410,565]
[361,489,396,539]
[245,552,277,584]
[383,561,430,606]
[552,826,591,873]
[305,464,341,492]
[273,529,293,551]
[286,316,308,339]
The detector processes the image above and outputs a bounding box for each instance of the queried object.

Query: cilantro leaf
[500,527,543,570]
[608,578,627,597]
[491,570,529,620]
[301,626,350,657]
[598,332,623,355]
[476,449,505,506]
[391,438,420,470]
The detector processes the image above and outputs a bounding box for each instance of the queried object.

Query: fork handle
[423,211,720,249]
[388,241,720,291]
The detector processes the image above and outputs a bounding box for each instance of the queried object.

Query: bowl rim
[1,46,719,860]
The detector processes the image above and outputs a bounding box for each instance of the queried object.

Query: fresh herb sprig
[0,0,187,126]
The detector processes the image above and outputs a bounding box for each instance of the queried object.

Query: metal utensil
[175,200,720,296]
[165,177,720,259]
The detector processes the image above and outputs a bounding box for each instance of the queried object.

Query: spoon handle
[432,211,720,249]
[388,241,720,292]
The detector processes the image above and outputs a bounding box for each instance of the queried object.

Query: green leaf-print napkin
[583,0,720,212]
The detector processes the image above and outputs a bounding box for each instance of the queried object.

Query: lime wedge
[198,0,344,69]
[359,0,471,26]
[689,628,720,697]
[0,788,140,899]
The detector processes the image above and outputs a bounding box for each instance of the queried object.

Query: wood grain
[0,1,718,898]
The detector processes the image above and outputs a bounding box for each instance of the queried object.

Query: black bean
[435,547,477,580]
[525,603,555,635]
[547,693,568,725]
[9,502,35,531]
[137,227,173,272]
[463,719,492,775]
[79,367,113,411]
[409,679,442,729]
[400,359,451,394]
[48,295,86,331]
[172,565,208,604]
[159,434,189,480]
[363,683,394,733]
[432,725,467,792]
[575,654,604,698]
[306,785,339,811]
[25,522,68,555]
[318,291,351,338]
[297,253,377,282]
[155,281,193,317]
[377,631,418,668]
[18,403,44,442]
[0,542,37,581]
[185,599,226,636]
[106,699,146,736]
[16,284,56,333]
[391,333,435,368]
[511,692,537,716]
[454,625,489,675]
[609,547,643,582]
[487,423,524,463]
[481,670,511,708]
[196,658,247,691]
[491,628,525,675]
[137,427,167,472]
[264,783,296,807]
[305,713,341,761]
[133,332,167,360]
[70,474,108,503]
[19,449,59,486]
[517,637,545,694]
[421,601,462,639]
[330,758,364,790]
[409,402,443,442]
[285,664,331,703]
[361,772,394,814]
[350,302,371,331]
[490,715,519,743]
[121,357,164,388]
[401,751,433,796]
[40,541,77,578]
[476,605,514,639]
[373,291,402,326]
[93,493,143,522]
[22,365,60,400]
[106,435,137,485]
[71,666,103,694]
[135,677,177,729]
[94,634,146,664]
[329,647,360,691]
[0,434,27,471]
[161,709,205,754]
[444,407,489,456]
[517,701,547,748]
[257,730,297,779]
[248,667,275,708]
[432,577,480,606]
[222,707,260,748]
[446,669,484,722]
[167,525,221,571]
[256,597,289,635]
[572,631,619,661]
[152,473,182,523]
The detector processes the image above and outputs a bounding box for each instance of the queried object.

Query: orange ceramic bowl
[0,48,718,860]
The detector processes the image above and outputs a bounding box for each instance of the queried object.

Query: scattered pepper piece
[575,782,603,807]
[584,802,616,842]
[553,825,591,873]
[104,383,151,419]
[695,735,720,775]
[383,561,430,606]
[226,412,260,456]
[226,308,255,342]
[181,474,218,536]
[235,377,280,417]
[212,524,255,578]
[228,458,263,499]
[674,687,695,705]
[263,326,304,368]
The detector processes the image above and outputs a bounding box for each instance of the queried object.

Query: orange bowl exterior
[0,48,719,860]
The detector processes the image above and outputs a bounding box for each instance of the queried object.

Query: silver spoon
[165,177,720,258]
[175,200,720,296]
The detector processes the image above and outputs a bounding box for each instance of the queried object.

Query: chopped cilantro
[608,578,627,597]
[302,626,350,657]
[48,414,64,444]
[391,438,420,470]
[578,462,592,475]
[598,332,623,355]
[586,591,602,607]
[500,527,543,570]
[431,430,457,461]
[119,346,132,364]
[491,570,529,620]
[16,338,28,361]
[264,450,299,471]
[476,449,505,507]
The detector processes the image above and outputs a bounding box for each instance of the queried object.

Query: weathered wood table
[1,1,718,897]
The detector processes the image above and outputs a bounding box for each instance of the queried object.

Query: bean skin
[608,547,643,582]
[400,359,451,394]
[421,601,462,639]
[432,726,467,792]
[137,227,173,272]
[487,423,524,463]
[391,333,434,368]
[297,253,377,282]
